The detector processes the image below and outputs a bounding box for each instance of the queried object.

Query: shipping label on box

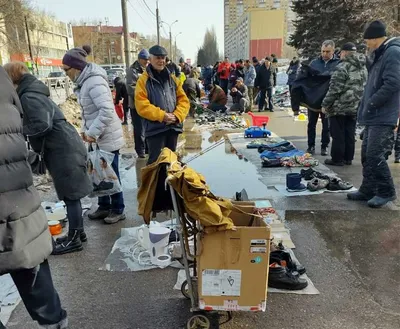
[202,270,242,297]
[250,239,267,246]
[250,247,267,253]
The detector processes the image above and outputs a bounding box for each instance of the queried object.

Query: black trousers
[146,130,179,165]
[130,107,146,156]
[329,116,357,163]
[258,87,274,111]
[220,79,229,95]
[64,199,83,231]
[288,85,297,113]
[359,126,396,198]
[123,106,129,123]
[307,109,330,148]
[0,260,66,327]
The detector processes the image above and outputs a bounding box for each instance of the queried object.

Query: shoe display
[56,230,87,244]
[367,195,396,208]
[324,159,344,166]
[104,212,126,224]
[347,191,371,201]
[52,230,83,255]
[268,265,308,290]
[269,250,307,276]
[88,209,110,220]
[300,168,329,181]
[306,146,315,155]
[321,147,328,156]
[286,173,307,192]
[307,178,329,192]
[327,178,353,191]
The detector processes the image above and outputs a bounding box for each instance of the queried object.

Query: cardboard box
[198,202,271,312]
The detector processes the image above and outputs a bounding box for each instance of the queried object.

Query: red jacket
[218,62,231,80]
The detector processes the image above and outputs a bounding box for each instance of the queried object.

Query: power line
[127,0,156,34]
[141,0,156,17]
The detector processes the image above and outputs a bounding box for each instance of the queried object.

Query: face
[365,39,379,51]
[321,45,334,61]
[224,58,229,63]
[100,159,107,169]
[63,65,80,81]
[265,60,270,67]
[340,50,348,60]
[139,58,149,67]
[150,55,166,71]
[236,80,243,87]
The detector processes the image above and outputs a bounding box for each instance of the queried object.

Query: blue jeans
[98,151,125,214]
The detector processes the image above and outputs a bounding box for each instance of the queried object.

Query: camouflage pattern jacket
[322,53,367,117]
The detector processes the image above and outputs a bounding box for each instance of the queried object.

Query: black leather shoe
[345,160,352,165]
[52,230,83,255]
[270,250,307,275]
[325,159,344,166]
[306,147,315,155]
[56,230,87,243]
[268,266,308,290]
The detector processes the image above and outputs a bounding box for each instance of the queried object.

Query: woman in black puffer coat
[4,61,92,256]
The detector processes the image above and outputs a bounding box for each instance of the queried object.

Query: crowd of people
[0,17,399,329]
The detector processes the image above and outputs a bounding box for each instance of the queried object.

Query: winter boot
[268,265,308,290]
[39,316,68,329]
[367,196,396,208]
[347,191,371,201]
[52,230,83,255]
[56,230,87,244]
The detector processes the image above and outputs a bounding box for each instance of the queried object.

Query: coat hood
[343,53,366,69]
[372,37,400,64]
[75,63,108,87]
[17,74,50,97]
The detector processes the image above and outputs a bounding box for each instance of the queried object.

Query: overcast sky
[33,0,224,61]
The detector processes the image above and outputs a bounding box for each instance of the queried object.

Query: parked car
[107,68,125,88]
[244,126,272,138]
[48,71,66,88]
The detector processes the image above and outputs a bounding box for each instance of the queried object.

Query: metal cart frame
[167,179,233,329]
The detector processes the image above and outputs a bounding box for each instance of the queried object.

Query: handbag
[29,139,47,175]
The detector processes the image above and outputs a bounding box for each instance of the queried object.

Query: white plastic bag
[272,87,276,96]
[87,144,122,198]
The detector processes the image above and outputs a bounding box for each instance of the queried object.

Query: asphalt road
[7,110,400,329]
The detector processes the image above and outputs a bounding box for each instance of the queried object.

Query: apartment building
[224,0,296,59]
[72,25,141,66]
[1,9,74,77]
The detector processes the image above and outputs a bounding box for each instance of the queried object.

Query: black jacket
[126,60,145,108]
[114,77,129,110]
[255,64,276,89]
[17,74,92,201]
[359,37,400,126]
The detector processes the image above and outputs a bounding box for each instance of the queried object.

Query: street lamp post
[174,32,182,63]
[162,20,178,58]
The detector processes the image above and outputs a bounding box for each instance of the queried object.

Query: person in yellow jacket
[135,45,190,164]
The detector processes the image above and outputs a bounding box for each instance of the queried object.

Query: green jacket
[322,53,367,117]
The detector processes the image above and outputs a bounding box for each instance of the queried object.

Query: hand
[163,113,177,125]
[231,87,237,92]
[81,133,87,142]
[321,107,327,114]
[86,136,96,143]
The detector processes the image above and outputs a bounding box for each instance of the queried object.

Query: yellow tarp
[137,148,235,232]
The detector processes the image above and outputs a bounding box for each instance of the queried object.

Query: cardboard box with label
[198,202,271,312]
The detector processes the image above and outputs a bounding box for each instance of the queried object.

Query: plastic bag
[87,144,122,198]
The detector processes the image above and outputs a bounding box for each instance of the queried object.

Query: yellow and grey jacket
[135,65,190,137]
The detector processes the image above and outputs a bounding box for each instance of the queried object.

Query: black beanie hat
[341,42,357,51]
[364,20,387,40]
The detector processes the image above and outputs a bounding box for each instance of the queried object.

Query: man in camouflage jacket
[322,42,367,166]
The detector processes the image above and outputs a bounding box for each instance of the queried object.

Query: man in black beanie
[348,20,400,208]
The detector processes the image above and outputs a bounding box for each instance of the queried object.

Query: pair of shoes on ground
[301,168,329,181]
[324,159,352,166]
[307,146,328,156]
[308,176,353,192]
[88,209,126,224]
[268,256,308,291]
[347,191,396,208]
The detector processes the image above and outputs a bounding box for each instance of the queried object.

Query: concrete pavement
[7,111,400,329]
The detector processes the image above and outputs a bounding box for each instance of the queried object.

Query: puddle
[181,130,269,199]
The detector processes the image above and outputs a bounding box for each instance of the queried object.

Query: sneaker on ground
[88,209,110,220]
[327,178,353,191]
[307,178,329,192]
[367,196,396,208]
[104,212,126,224]
[321,148,328,156]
